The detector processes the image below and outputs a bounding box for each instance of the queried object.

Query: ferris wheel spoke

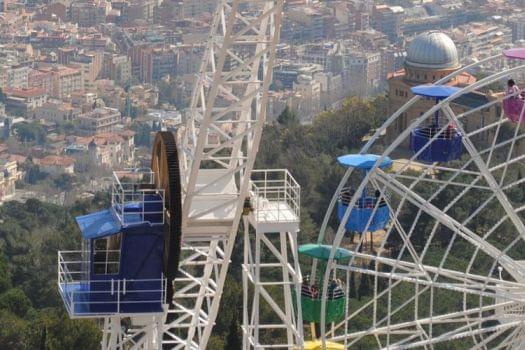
[329,258,521,347]
[378,330,428,349]
[380,320,521,350]
[490,328,522,350]
[502,326,525,350]
[335,267,518,304]
[373,170,525,279]
[442,105,525,239]
[336,252,525,298]
[471,324,521,350]
[389,173,492,190]
[332,300,518,344]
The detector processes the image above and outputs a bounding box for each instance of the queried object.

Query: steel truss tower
[164,1,285,348]
[242,169,304,349]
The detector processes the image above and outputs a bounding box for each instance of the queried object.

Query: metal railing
[58,251,166,317]
[111,168,165,226]
[339,187,390,208]
[249,169,300,223]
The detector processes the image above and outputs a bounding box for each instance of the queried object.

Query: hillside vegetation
[0,96,389,349]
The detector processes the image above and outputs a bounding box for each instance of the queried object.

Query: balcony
[58,251,166,318]
[248,169,300,232]
[111,168,165,227]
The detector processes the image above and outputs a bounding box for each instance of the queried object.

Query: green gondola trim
[297,293,346,323]
[298,244,352,261]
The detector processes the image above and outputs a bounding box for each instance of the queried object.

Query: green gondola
[298,244,350,325]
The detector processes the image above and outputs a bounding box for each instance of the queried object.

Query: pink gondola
[503,48,525,123]
[503,98,525,124]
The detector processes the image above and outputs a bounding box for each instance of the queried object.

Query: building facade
[77,107,121,134]
[70,0,109,27]
[386,31,499,148]
[0,159,19,201]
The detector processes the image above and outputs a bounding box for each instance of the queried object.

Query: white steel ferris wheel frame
[89,2,289,349]
[164,1,285,349]
[316,54,525,349]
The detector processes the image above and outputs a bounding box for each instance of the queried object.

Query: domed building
[386,31,491,145]
[404,31,461,83]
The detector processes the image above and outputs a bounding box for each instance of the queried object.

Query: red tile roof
[36,155,74,167]
[4,87,46,98]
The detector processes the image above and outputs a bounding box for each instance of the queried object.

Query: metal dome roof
[405,31,459,70]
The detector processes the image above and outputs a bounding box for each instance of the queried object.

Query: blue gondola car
[336,154,392,233]
[409,85,463,163]
[58,169,167,317]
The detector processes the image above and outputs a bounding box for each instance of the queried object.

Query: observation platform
[111,169,165,226]
[58,168,167,318]
[58,250,167,318]
[248,169,300,233]
[184,169,238,239]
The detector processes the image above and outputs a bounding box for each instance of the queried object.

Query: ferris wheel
[55,0,525,347]
[57,1,296,349]
[303,49,525,349]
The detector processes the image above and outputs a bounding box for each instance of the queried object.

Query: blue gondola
[409,85,463,163]
[336,154,392,233]
[58,170,167,317]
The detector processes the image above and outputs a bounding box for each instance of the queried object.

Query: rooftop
[405,31,460,70]
[36,155,75,167]
[4,87,46,98]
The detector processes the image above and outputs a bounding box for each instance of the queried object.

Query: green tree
[38,309,101,350]
[0,253,11,293]
[132,122,153,146]
[53,173,74,191]
[224,314,242,350]
[358,269,370,301]
[0,88,6,104]
[277,106,298,127]
[12,122,46,144]
[23,162,48,184]
[0,288,32,317]
[0,310,29,349]
[348,271,357,299]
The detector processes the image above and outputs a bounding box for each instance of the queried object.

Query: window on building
[93,233,122,275]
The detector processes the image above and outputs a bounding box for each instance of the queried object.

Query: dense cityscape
[0,0,520,205]
[0,0,524,349]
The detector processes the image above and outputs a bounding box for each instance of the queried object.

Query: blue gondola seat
[335,154,392,233]
[410,125,462,163]
[409,84,463,163]
[337,188,390,233]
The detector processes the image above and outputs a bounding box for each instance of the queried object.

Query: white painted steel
[315,55,525,349]
[163,1,285,348]
[242,169,303,349]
